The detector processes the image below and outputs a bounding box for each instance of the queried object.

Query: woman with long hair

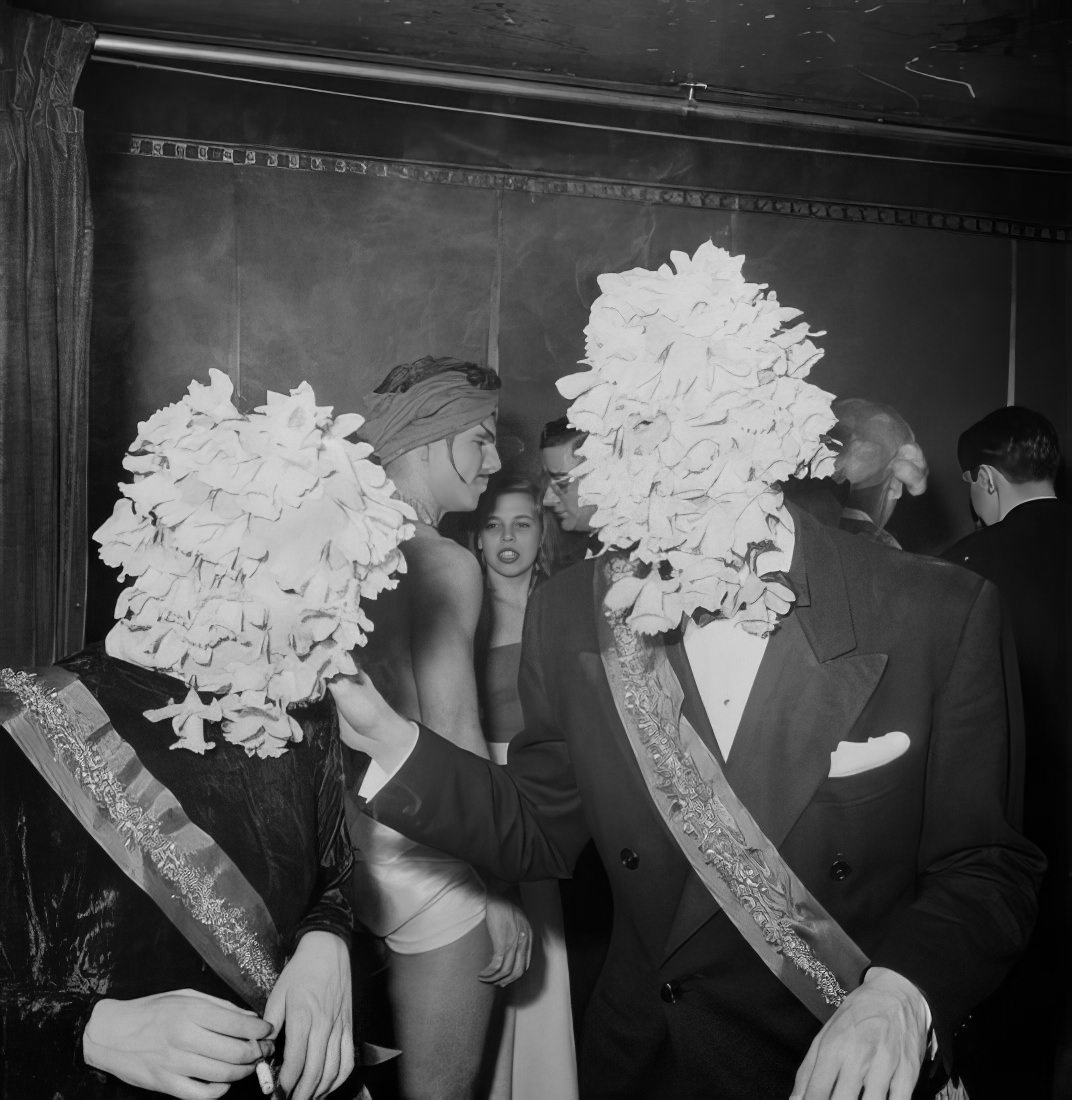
[473,472,579,1100]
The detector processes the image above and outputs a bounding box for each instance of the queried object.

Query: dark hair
[373,355,500,395]
[539,416,587,453]
[957,406,1061,484]
[472,471,555,580]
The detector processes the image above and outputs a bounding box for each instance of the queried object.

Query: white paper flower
[95,369,414,757]
[557,241,837,636]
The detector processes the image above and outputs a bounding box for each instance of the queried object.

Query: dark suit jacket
[941,498,1069,1096]
[371,505,1043,1099]
[944,498,1070,870]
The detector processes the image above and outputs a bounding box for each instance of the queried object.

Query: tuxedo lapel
[723,614,887,849]
[661,508,888,962]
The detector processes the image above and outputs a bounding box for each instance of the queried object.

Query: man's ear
[414,441,434,469]
[978,464,998,494]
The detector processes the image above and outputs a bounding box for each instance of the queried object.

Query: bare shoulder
[402,532,483,607]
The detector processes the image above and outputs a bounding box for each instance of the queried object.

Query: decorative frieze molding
[108,134,1070,243]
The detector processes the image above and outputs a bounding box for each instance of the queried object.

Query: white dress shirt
[682,617,768,760]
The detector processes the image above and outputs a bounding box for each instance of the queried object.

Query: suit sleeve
[870,579,1045,1053]
[367,586,591,882]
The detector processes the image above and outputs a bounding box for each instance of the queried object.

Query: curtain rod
[91,33,1070,161]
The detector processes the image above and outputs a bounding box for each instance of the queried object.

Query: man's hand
[264,930,354,1100]
[329,671,417,770]
[789,967,930,1100]
[479,893,533,987]
[83,989,273,1100]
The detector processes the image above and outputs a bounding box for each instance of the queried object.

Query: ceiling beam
[91,33,1071,162]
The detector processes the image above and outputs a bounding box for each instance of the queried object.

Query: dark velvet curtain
[0,7,95,667]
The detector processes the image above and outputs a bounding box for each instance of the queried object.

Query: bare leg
[389,921,501,1100]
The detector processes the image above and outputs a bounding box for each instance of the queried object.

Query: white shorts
[351,817,486,955]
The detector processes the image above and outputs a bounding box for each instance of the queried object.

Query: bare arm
[405,537,489,759]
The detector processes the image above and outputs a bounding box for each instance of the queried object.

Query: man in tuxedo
[945,406,1067,856]
[336,247,1043,1099]
[943,405,1069,1098]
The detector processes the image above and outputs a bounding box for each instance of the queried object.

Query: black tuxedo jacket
[371,505,1043,1099]
[944,497,1070,872]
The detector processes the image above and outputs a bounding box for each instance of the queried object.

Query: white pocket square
[828,731,910,778]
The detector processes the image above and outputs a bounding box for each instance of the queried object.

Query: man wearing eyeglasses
[540,417,598,535]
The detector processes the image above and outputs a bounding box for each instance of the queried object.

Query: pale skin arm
[392,536,531,983]
[82,935,355,1100]
[404,538,489,759]
[83,989,274,1100]
[263,930,354,1100]
[789,967,931,1100]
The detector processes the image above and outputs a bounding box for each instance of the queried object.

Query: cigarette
[255,1059,275,1096]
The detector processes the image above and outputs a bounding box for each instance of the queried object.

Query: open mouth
[497,549,520,564]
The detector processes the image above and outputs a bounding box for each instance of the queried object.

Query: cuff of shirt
[357,721,420,799]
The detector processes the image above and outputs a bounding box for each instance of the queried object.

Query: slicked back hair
[539,416,586,453]
[957,406,1061,484]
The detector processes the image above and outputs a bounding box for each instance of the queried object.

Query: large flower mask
[95,370,414,757]
[557,241,837,636]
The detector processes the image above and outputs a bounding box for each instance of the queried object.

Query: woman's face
[478,492,542,579]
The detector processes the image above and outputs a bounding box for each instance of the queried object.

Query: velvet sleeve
[291,706,354,950]
[0,733,121,1095]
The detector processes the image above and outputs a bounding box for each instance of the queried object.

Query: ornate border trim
[109,134,1070,242]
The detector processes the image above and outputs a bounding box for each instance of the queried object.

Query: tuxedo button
[660,980,682,1004]
[619,847,640,870]
[830,857,852,881]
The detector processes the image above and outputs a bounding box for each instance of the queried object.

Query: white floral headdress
[557,241,837,637]
[95,369,414,757]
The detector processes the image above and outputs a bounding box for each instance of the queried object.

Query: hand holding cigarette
[82,988,274,1097]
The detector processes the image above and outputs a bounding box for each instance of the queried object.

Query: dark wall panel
[85,144,1050,638]
[496,192,733,467]
[87,152,237,640]
[233,166,498,409]
[1015,241,1071,433]
[731,214,1012,551]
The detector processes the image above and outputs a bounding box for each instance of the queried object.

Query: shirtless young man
[348,356,531,1100]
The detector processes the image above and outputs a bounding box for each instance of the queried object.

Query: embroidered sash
[0,666,283,1012]
[594,556,869,1021]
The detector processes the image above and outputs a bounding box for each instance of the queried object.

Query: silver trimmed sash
[0,666,283,1010]
[595,557,969,1095]
[594,556,868,1021]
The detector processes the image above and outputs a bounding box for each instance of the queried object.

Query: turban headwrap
[358,358,501,466]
